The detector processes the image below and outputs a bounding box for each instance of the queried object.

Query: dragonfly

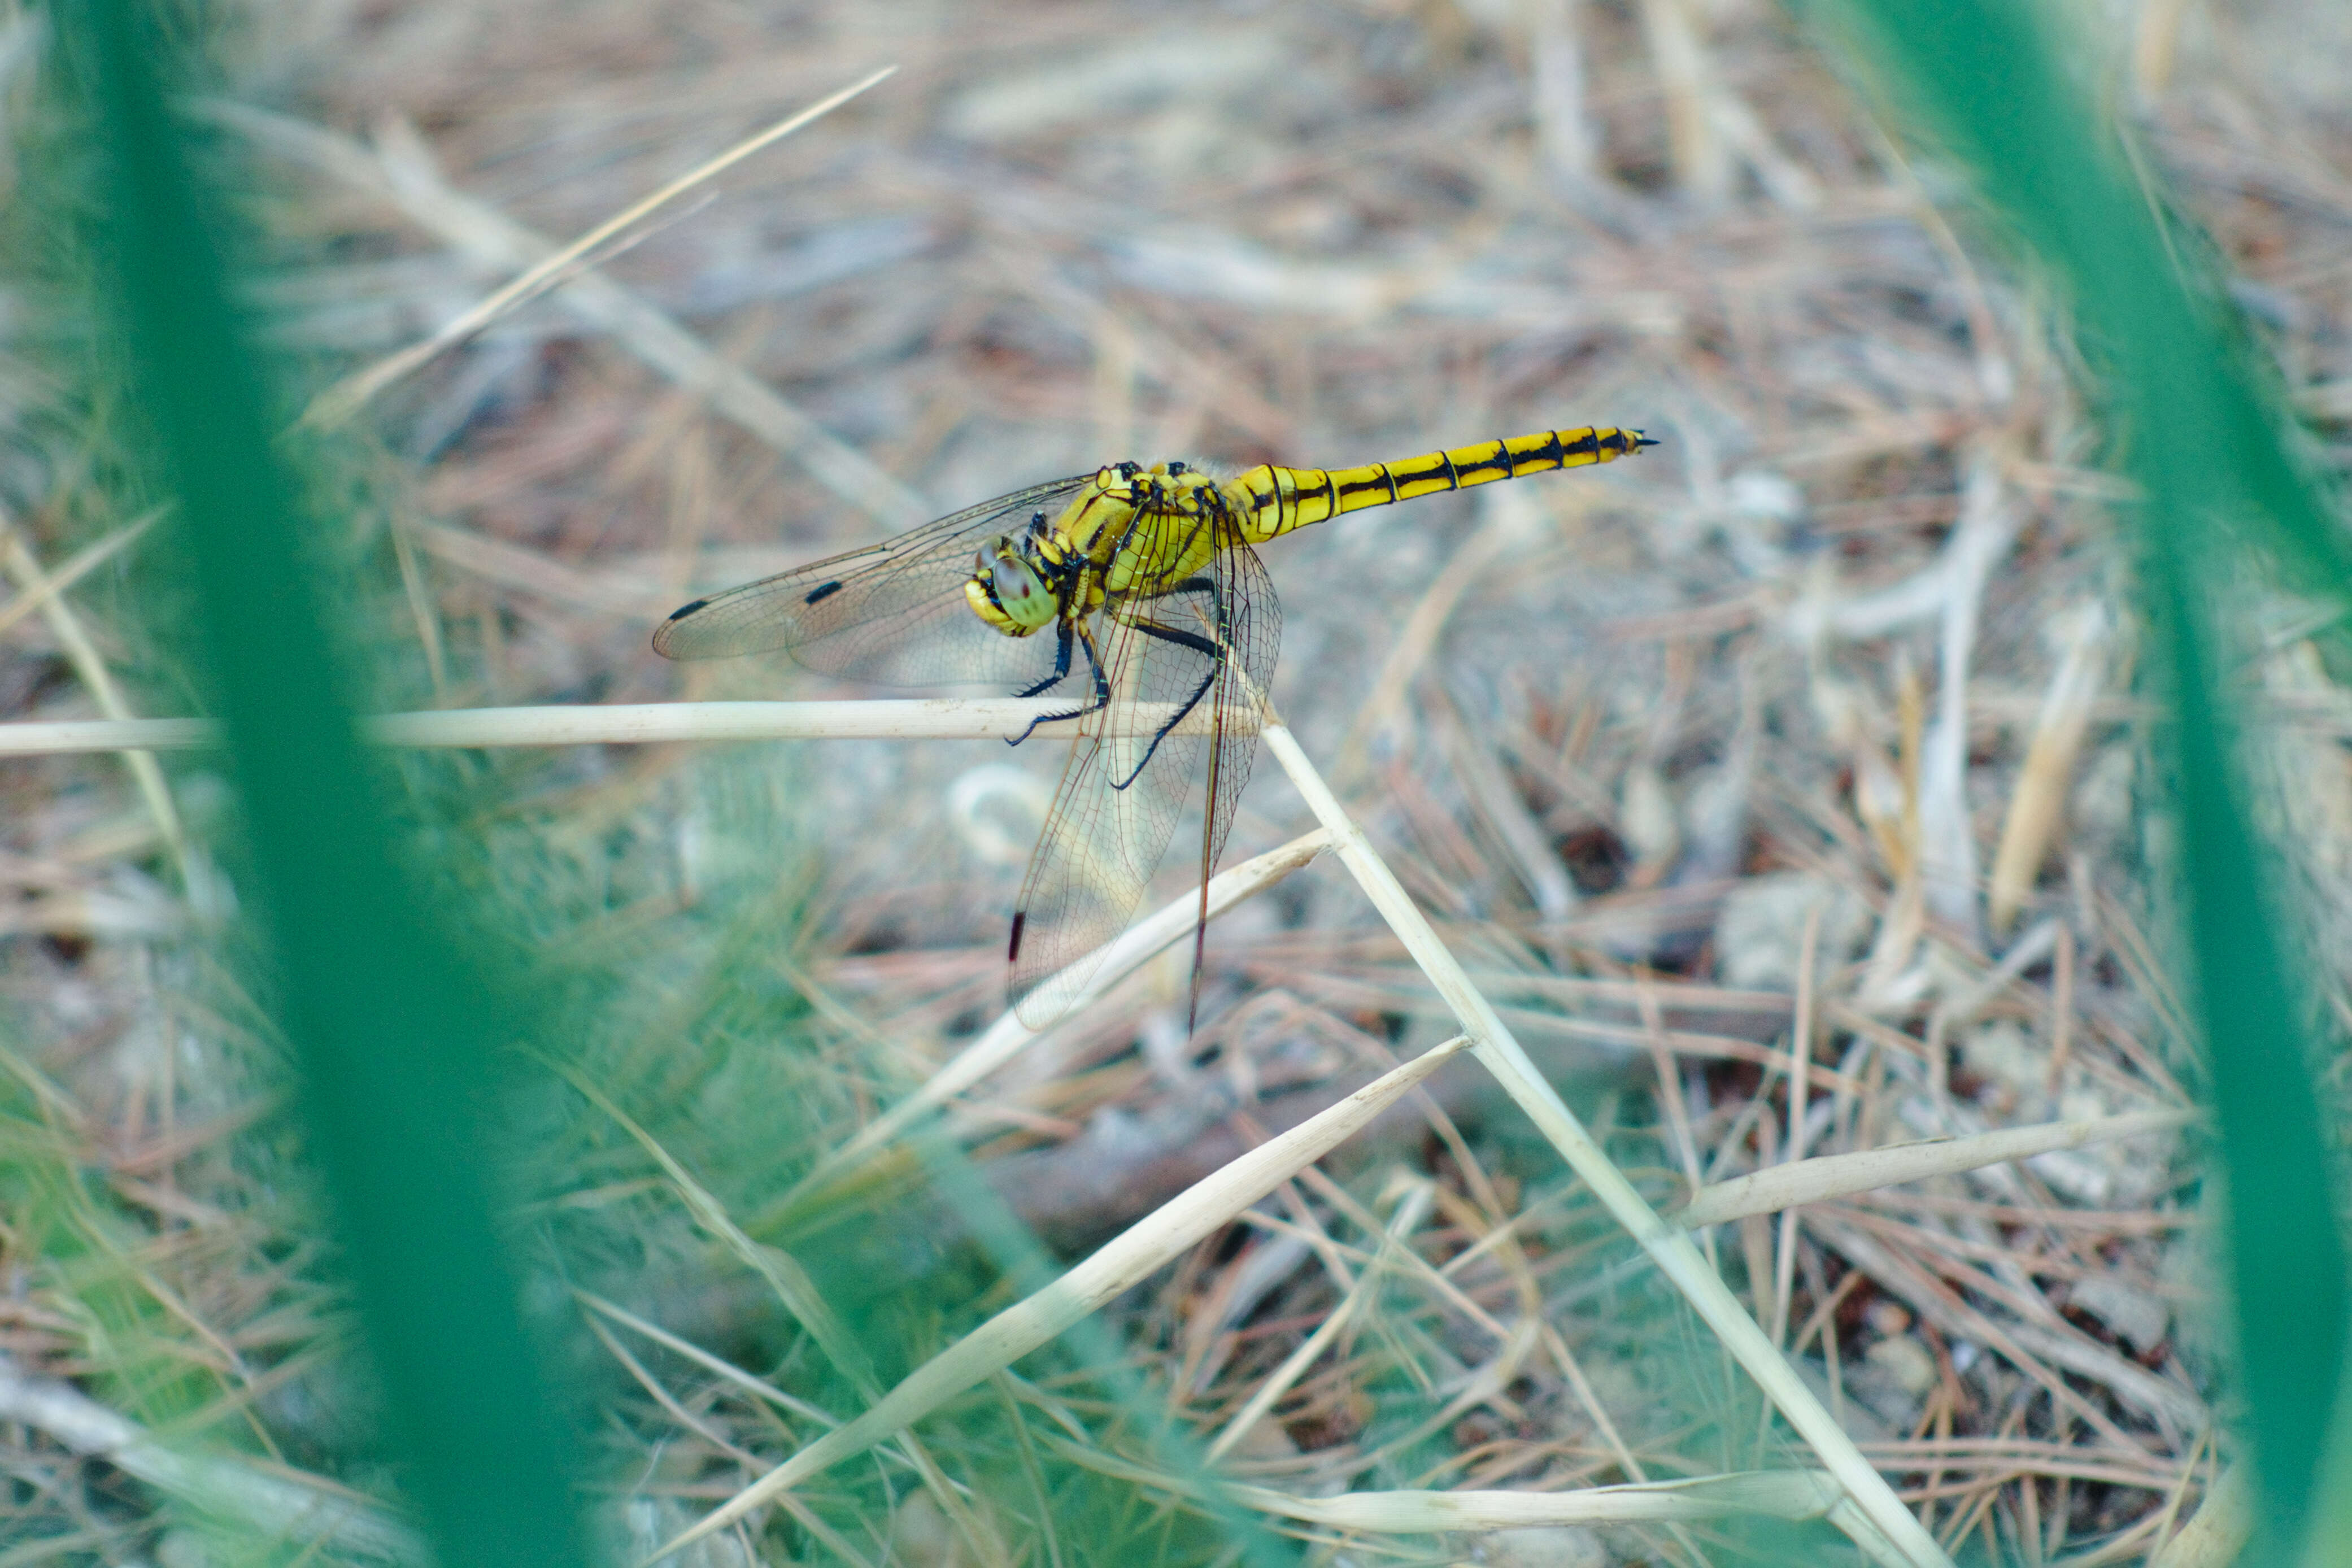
[654,424,1654,1027]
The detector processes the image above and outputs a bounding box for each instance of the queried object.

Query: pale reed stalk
[784,830,1331,1208]
[1257,717,1952,1568]
[1678,1108,2193,1229]
[300,68,898,430]
[0,699,1236,756]
[644,1036,1478,1562]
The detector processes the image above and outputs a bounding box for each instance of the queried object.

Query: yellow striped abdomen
[1222,425,1650,544]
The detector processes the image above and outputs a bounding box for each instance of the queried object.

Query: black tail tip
[1634,431,1661,448]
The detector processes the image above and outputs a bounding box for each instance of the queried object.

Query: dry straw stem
[0,520,191,882]
[0,506,163,640]
[1814,1218,2195,1441]
[1203,1175,1438,1464]
[0,1354,423,1563]
[1676,1107,2194,1227]
[1769,906,1822,1350]
[1258,718,1953,1568]
[0,716,219,755]
[2145,1463,2250,1568]
[299,66,898,430]
[1987,602,2111,935]
[645,1034,1479,1563]
[195,100,929,532]
[788,828,1334,1205]
[1331,482,1544,785]
[1173,1466,1846,1531]
[538,1056,874,1395]
[0,699,1243,756]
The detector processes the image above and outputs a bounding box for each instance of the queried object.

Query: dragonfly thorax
[962,461,1235,639]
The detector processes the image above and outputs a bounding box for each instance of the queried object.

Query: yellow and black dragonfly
[655,424,1653,1026]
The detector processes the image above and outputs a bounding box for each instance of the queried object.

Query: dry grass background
[5,0,2352,1563]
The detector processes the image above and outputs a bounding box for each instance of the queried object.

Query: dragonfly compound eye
[987,546,1055,629]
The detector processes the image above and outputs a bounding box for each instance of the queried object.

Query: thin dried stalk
[0,522,192,883]
[645,1035,1478,1562]
[0,699,1248,756]
[1203,1179,1437,1464]
[1227,1470,1845,1530]
[789,829,1333,1205]
[1771,906,1822,1348]
[197,100,929,532]
[2144,1464,2249,1568]
[1677,1108,2194,1228]
[1987,603,2110,935]
[1258,718,1954,1568]
[1070,1431,1862,1535]
[0,508,164,640]
[0,1355,422,1563]
[0,717,221,755]
[301,66,898,429]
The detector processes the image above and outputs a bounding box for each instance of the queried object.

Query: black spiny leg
[1012,618,1113,745]
[1012,619,1075,701]
[1112,577,1224,789]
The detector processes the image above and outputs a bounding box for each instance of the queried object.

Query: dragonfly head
[966,535,1059,635]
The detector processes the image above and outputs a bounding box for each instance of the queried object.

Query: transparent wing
[1008,517,1280,1027]
[1191,530,1280,990]
[651,474,1094,688]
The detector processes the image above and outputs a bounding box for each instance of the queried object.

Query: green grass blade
[1807,0,2349,1551]
[67,10,588,1566]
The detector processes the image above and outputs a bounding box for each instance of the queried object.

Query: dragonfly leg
[1112,612,1222,790]
[1011,619,1112,745]
[1012,619,1075,699]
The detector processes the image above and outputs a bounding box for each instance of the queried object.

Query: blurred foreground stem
[69,8,587,1565]
[1813,0,2349,1549]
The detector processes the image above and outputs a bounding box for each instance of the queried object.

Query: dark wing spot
[1007,911,1027,964]
[666,598,708,621]
[803,581,845,605]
